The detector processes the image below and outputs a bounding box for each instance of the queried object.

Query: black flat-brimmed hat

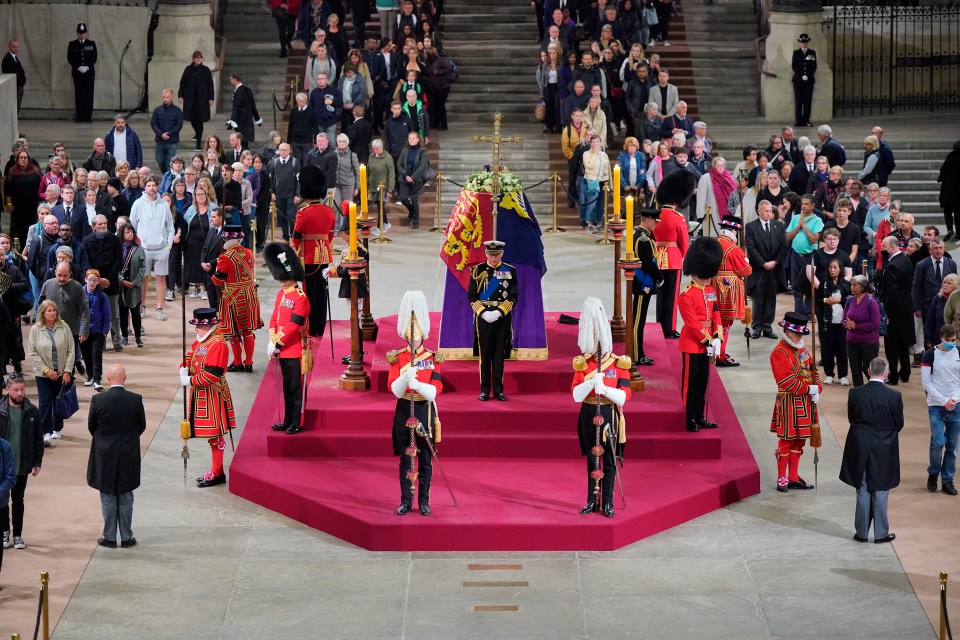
[779,311,811,335]
[797,33,811,43]
[190,307,220,326]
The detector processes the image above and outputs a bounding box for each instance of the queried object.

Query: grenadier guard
[654,171,696,339]
[679,237,724,433]
[179,308,236,488]
[387,291,444,516]
[632,208,664,366]
[468,240,518,401]
[264,243,311,435]
[291,165,336,338]
[571,297,631,518]
[211,225,263,372]
[770,311,821,492]
[713,215,753,367]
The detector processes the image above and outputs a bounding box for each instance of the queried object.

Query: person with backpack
[817,124,846,167]
[871,126,896,187]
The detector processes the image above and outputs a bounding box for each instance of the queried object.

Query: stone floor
[2,114,958,638]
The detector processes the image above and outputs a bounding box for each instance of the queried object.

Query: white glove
[321,266,330,280]
[267,342,277,358]
[808,385,819,395]
[226,120,238,129]
[482,310,501,323]
[78,65,89,73]
[594,380,608,398]
[404,368,418,382]
[706,346,715,358]
[255,118,264,126]
[810,390,820,404]
[711,338,722,356]
[179,367,190,387]
[408,379,422,392]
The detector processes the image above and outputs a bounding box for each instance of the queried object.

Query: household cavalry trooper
[211,224,263,372]
[387,291,444,517]
[571,297,631,518]
[632,208,664,366]
[264,242,311,435]
[653,170,696,340]
[770,311,821,493]
[291,164,336,338]
[468,240,518,401]
[713,214,753,368]
[678,236,724,433]
[180,307,236,488]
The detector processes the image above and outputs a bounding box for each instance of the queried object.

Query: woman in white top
[645,141,672,193]
[579,132,611,233]
[583,97,608,150]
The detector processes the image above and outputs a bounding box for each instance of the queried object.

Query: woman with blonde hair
[858,135,881,184]
[583,96,608,149]
[71,167,88,194]
[115,160,131,186]
[122,170,143,204]
[580,131,611,233]
[28,299,75,445]
[619,42,647,83]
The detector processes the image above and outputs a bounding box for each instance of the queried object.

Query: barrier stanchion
[372,182,392,244]
[545,172,565,233]
[269,200,277,244]
[595,182,612,244]
[41,571,50,640]
[271,88,277,132]
[430,173,445,233]
[941,571,952,640]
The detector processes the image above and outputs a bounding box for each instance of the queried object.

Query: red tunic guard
[653,205,690,334]
[713,235,753,362]
[212,242,263,368]
[678,280,723,430]
[770,338,822,490]
[184,324,236,486]
[292,199,336,337]
[269,282,311,433]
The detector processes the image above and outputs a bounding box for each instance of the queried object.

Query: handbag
[535,100,546,122]
[422,151,437,181]
[56,380,80,420]
[642,6,659,26]
[875,299,888,337]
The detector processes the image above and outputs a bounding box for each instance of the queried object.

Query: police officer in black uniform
[632,208,664,366]
[67,23,98,123]
[468,240,518,401]
[791,33,817,128]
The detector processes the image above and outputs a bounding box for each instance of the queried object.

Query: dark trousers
[544,83,560,132]
[275,196,296,240]
[884,330,913,384]
[945,205,956,234]
[631,288,653,360]
[80,333,106,382]
[279,356,303,427]
[579,403,616,506]
[120,302,142,339]
[793,79,814,125]
[189,106,205,148]
[397,182,421,222]
[751,281,777,332]
[274,14,294,54]
[681,352,710,423]
[255,202,270,250]
[166,243,183,292]
[35,376,64,435]
[73,72,95,121]
[820,323,848,377]
[431,86,450,129]
[304,266,329,337]
[1,474,29,537]
[16,84,23,113]
[397,399,433,506]
[567,157,580,204]
[657,269,680,335]
[206,279,220,315]
[847,340,880,387]
[478,315,510,395]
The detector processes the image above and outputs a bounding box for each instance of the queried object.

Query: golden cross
[472,113,521,237]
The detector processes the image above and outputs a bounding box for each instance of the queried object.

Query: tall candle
[349,202,358,259]
[612,165,621,221]
[625,196,635,260]
[359,164,368,218]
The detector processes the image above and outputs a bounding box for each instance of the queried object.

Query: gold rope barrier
[544,171,565,233]
[372,182,392,244]
[41,571,50,640]
[595,182,612,244]
[430,173,445,233]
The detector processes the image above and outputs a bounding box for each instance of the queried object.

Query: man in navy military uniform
[468,240,518,401]
[791,33,816,128]
[67,23,98,123]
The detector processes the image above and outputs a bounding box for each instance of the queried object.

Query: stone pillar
[761,0,833,124]
[150,0,218,116]
[0,76,17,161]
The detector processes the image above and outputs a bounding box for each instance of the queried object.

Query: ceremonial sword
[416,423,459,507]
[604,424,627,509]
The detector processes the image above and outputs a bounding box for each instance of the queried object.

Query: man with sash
[632,208,663,366]
[291,165,336,338]
[211,225,263,372]
[714,214,753,367]
[678,237,723,433]
[468,240,518,401]
[387,291,443,516]
[179,308,236,488]
[571,297,631,518]
[654,171,697,339]
[264,243,311,435]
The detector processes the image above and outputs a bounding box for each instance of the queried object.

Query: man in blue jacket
[150,88,184,174]
[104,115,143,171]
[309,72,342,143]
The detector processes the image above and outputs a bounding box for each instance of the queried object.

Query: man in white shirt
[129,176,174,320]
[921,324,960,496]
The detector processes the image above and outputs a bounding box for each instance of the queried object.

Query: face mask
[944,342,957,351]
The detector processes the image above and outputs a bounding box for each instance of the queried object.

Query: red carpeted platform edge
[229,313,760,551]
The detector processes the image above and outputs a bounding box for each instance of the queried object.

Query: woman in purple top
[842,274,881,386]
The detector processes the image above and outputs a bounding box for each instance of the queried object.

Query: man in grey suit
[839,357,903,544]
[87,364,146,548]
[745,200,787,339]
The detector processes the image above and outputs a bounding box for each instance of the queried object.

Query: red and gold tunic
[387,346,444,456]
[571,353,632,451]
[212,244,263,338]
[269,284,310,359]
[653,205,689,270]
[769,340,822,440]
[713,235,753,321]
[185,330,236,438]
[678,281,723,354]
[292,200,336,265]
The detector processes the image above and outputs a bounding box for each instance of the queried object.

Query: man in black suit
[790,145,817,194]
[839,357,903,544]
[82,214,123,351]
[745,200,787,339]
[880,236,916,384]
[780,126,801,164]
[201,208,225,313]
[2,40,27,113]
[67,23,98,123]
[791,33,816,127]
[226,74,262,144]
[86,364,146,548]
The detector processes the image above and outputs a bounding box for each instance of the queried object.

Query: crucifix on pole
[472,112,522,238]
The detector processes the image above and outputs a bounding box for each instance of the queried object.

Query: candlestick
[359,164,368,218]
[613,165,621,221]
[348,202,358,259]
[625,196,635,260]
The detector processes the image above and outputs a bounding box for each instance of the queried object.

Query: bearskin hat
[682,236,723,280]
[299,165,328,200]
[263,242,305,282]
[656,170,698,208]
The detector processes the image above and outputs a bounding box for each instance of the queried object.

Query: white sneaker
[201,290,209,300]
[43,433,52,447]
[51,431,62,440]
[84,378,94,387]
[190,288,199,299]
[663,41,671,46]
[384,222,392,232]
[2,532,10,548]
[94,381,104,391]
[370,227,380,237]
[155,308,167,321]
[164,290,175,302]
[823,376,834,385]
[840,377,849,386]
[13,536,25,549]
